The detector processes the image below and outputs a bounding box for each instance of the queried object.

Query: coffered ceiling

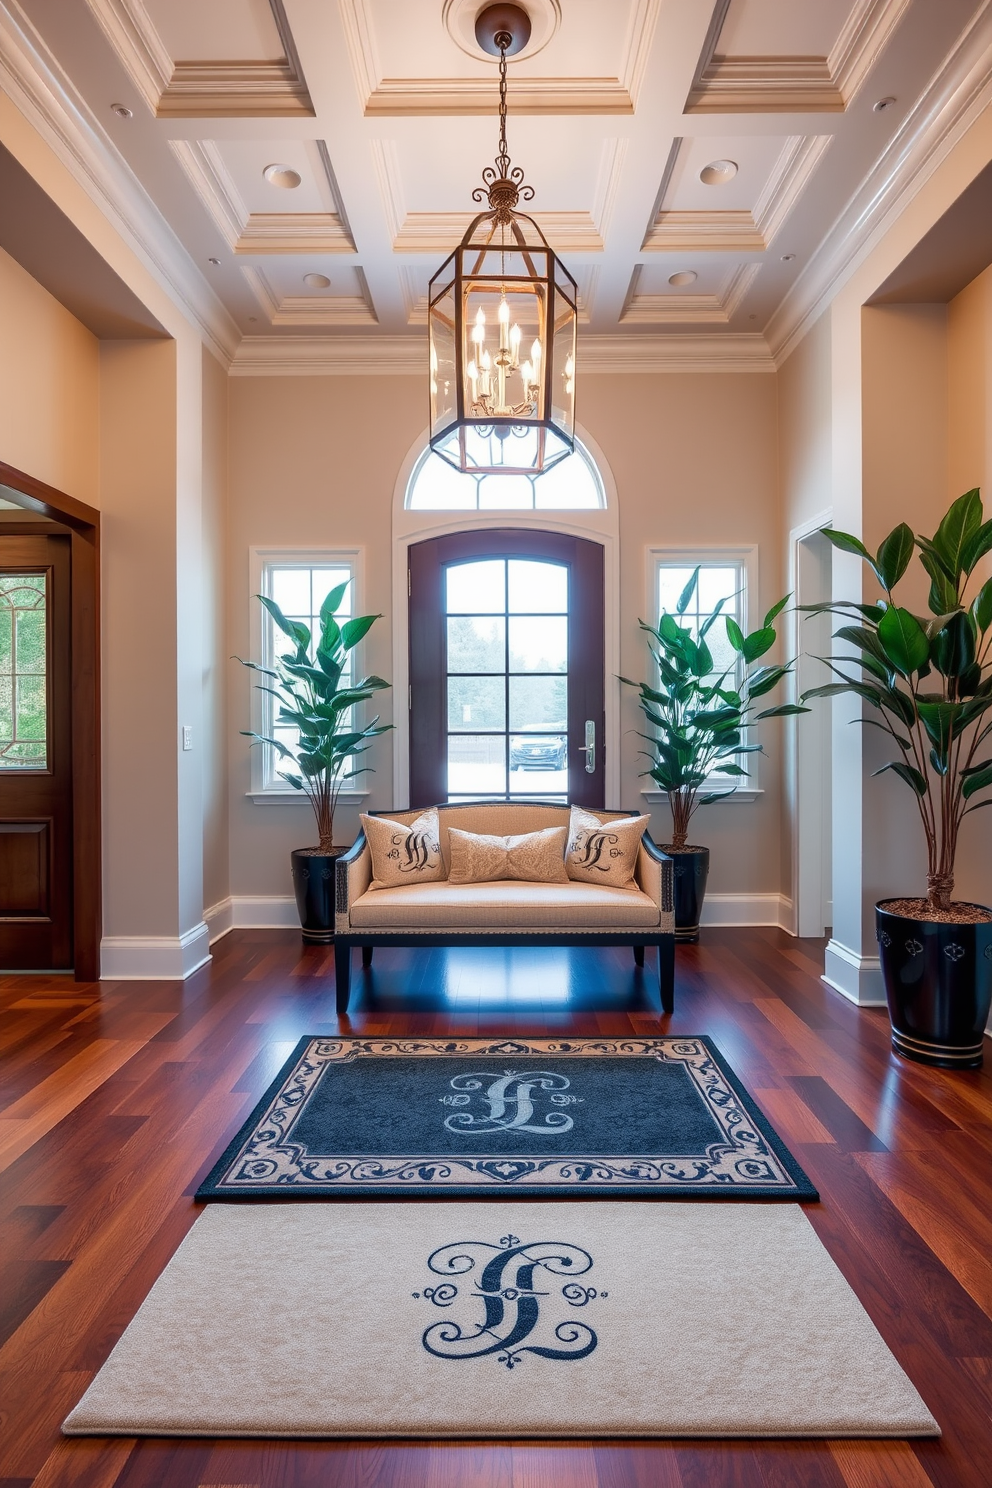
[5,0,990,367]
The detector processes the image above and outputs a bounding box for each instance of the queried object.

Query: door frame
[788,511,834,940]
[0,459,100,981]
[391,426,621,808]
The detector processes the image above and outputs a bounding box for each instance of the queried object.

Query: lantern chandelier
[428,2,577,476]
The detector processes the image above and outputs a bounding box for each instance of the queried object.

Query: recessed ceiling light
[699,159,738,186]
[668,270,697,287]
[263,163,302,189]
[248,316,257,323]
[110,103,132,118]
[781,253,796,262]
[207,257,220,265]
[873,96,897,112]
[303,272,331,289]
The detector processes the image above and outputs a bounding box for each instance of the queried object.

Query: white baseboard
[822,938,886,1006]
[205,896,300,941]
[100,920,211,981]
[700,893,793,931]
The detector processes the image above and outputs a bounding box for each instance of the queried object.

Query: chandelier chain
[471,30,534,221]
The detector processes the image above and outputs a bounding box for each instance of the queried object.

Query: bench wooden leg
[659,936,675,1015]
[633,944,645,967]
[335,943,352,1014]
[362,944,374,968]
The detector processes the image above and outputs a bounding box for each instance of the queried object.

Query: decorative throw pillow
[565,807,650,888]
[447,826,569,885]
[361,808,445,888]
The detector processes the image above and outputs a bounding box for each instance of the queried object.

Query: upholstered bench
[333,802,675,1014]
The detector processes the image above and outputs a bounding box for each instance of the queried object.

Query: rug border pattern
[196,1037,818,1201]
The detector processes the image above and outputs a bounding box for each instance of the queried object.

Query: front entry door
[409,529,605,808]
[0,535,72,968]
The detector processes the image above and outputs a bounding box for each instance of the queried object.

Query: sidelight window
[0,574,47,770]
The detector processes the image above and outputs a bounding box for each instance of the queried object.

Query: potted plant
[800,490,992,1068]
[622,569,806,940]
[239,582,392,944]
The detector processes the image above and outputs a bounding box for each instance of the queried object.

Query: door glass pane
[508,560,567,613]
[444,556,568,803]
[508,616,567,672]
[446,616,505,673]
[0,574,47,769]
[447,676,505,731]
[446,560,505,614]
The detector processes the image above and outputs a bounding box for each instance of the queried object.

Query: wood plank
[0,1041,145,1168]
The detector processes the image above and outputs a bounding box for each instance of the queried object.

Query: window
[251,552,358,796]
[0,573,47,769]
[648,547,759,799]
[406,444,604,511]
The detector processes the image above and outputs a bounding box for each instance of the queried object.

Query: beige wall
[0,246,99,503]
[227,370,785,904]
[202,347,230,914]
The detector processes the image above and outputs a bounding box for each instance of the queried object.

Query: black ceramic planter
[662,846,710,943]
[291,848,344,945]
[876,899,992,1069]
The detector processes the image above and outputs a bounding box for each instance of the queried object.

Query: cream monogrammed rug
[63,1201,938,1440]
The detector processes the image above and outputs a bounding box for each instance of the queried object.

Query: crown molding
[341,0,659,116]
[685,0,910,113]
[0,0,239,362]
[621,261,761,325]
[643,135,830,253]
[170,139,354,254]
[242,266,378,327]
[230,331,775,376]
[767,0,992,365]
[82,0,314,117]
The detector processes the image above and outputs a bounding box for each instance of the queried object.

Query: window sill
[641,788,764,805]
[246,789,370,806]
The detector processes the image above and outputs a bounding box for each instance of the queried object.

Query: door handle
[577,719,595,774]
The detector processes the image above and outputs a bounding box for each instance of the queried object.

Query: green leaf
[873,760,927,796]
[875,523,915,591]
[916,700,961,757]
[877,606,929,676]
[258,594,310,650]
[747,664,789,698]
[918,548,959,615]
[961,517,992,575]
[800,682,856,702]
[726,617,745,653]
[930,610,976,679]
[742,626,776,664]
[930,489,983,578]
[340,612,382,650]
[962,763,992,799]
[319,581,349,624]
[755,704,810,719]
[675,567,700,616]
[972,577,992,634]
[822,529,873,563]
[763,593,791,628]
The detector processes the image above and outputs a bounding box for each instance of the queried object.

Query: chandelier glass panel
[428,11,577,476]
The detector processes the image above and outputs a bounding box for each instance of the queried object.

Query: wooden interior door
[409,529,605,808]
[0,534,72,968]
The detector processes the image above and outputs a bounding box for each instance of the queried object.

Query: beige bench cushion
[349,881,661,931]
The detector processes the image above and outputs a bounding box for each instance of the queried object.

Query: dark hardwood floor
[2,928,991,1488]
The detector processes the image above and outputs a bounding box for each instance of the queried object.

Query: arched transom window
[406,443,605,511]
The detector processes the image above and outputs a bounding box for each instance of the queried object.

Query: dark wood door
[409,529,605,808]
[0,535,72,968]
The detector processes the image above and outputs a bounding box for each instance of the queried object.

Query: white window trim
[245,546,370,805]
[391,424,621,809]
[642,544,763,805]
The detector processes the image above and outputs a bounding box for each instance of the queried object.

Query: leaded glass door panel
[0,535,72,968]
[409,529,604,808]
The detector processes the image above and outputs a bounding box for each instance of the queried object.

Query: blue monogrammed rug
[196,1037,817,1201]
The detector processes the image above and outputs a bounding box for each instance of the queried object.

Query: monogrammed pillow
[447,826,569,885]
[565,807,650,888]
[361,809,445,888]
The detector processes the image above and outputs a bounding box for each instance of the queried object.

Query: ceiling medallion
[443,0,560,62]
[428,3,577,476]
